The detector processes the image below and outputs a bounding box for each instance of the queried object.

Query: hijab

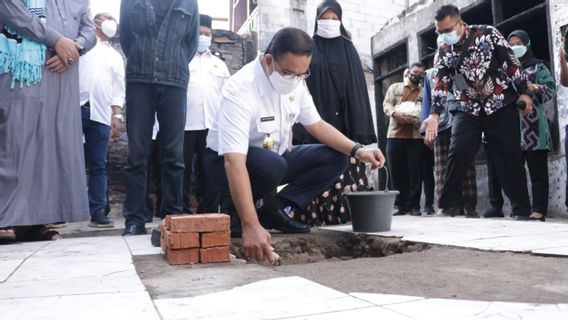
[507,30,544,68]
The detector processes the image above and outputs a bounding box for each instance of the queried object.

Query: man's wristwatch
[112,114,124,121]
[350,143,364,158]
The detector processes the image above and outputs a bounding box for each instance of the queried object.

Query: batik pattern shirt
[521,62,556,151]
[432,25,530,116]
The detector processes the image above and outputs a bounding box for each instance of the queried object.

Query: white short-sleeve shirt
[207,56,321,156]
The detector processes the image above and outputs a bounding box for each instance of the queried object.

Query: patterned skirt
[293,158,371,226]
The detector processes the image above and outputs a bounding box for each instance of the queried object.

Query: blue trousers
[203,145,349,215]
[81,105,111,216]
[123,83,186,227]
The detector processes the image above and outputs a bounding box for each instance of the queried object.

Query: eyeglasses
[274,58,311,80]
[435,19,461,35]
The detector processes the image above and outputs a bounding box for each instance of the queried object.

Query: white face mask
[441,30,460,45]
[511,45,527,58]
[316,19,342,39]
[100,20,117,39]
[269,61,301,95]
[198,35,211,53]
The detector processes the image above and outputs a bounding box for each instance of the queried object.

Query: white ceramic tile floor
[282,306,414,319]
[532,245,568,256]
[323,216,568,256]
[0,259,22,282]
[349,292,425,306]
[154,276,373,320]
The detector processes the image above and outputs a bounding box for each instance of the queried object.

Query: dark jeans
[123,83,186,227]
[440,105,531,216]
[386,138,423,211]
[145,138,162,221]
[420,143,435,207]
[203,145,349,217]
[183,130,219,213]
[81,105,111,216]
[487,148,549,215]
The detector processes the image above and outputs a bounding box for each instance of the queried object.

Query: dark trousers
[123,83,186,227]
[145,138,162,221]
[183,130,219,213]
[487,148,549,215]
[439,105,531,216]
[386,138,423,211]
[81,105,111,216]
[420,143,435,207]
[203,145,349,216]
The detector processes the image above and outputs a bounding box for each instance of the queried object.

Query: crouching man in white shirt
[204,28,385,262]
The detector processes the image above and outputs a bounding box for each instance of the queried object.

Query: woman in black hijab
[292,0,377,226]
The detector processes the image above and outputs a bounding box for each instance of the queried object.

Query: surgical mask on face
[269,62,302,95]
[100,20,117,38]
[511,45,527,58]
[198,35,211,53]
[316,19,342,39]
[441,30,460,45]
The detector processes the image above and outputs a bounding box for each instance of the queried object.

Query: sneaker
[89,210,114,228]
[425,205,435,215]
[45,222,67,229]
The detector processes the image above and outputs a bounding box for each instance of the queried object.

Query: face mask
[198,35,211,53]
[316,19,342,39]
[269,62,301,95]
[511,45,527,58]
[100,20,117,38]
[409,74,423,86]
[441,30,460,45]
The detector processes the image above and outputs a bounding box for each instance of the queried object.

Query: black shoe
[483,207,504,218]
[393,210,408,216]
[410,209,422,216]
[425,205,435,215]
[151,227,161,247]
[89,209,114,228]
[513,215,531,221]
[122,224,147,236]
[258,206,310,234]
[437,207,463,217]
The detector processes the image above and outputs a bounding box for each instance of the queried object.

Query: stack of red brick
[160,214,231,265]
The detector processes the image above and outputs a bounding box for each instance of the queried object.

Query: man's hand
[355,147,385,170]
[45,55,67,73]
[110,117,122,140]
[518,94,534,117]
[422,114,439,145]
[54,37,82,68]
[242,223,274,262]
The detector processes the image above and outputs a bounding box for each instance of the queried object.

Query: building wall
[371,0,568,217]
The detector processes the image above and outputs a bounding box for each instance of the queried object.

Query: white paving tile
[349,292,425,306]
[0,259,22,282]
[32,236,131,258]
[0,270,145,299]
[154,276,373,320]
[532,246,568,257]
[283,306,414,319]
[383,298,568,320]
[0,292,159,320]
[124,234,164,256]
[0,241,49,260]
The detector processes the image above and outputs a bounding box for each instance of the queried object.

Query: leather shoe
[150,227,161,247]
[437,207,463,217]
[122,224,147,236]
[483,207,504,218]
[513,215,531,221]
[258,206,310,234]
[425,205,435,215]
[393,210,408,216]
[410,209,422,216]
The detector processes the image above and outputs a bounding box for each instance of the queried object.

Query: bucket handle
[382,164,390,192]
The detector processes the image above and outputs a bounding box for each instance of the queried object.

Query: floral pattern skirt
[293,158,371,226]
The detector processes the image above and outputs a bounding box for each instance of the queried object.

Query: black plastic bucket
[345,190,399,233]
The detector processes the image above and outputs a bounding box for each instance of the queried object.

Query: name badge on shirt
[261,116,275,122]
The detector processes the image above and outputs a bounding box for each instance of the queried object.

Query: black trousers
[439,105,531,216]
[487,148,549,215]
[420,143,435,207]
[183,130,219,213]
[203,145,349,217]
[386,138,423,211]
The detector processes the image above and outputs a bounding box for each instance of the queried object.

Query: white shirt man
[203,27,385,263]
[78,13,124,228]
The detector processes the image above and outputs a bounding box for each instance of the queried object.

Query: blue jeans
[123,83,186,227]
[203,145,349,215]
[82,105,111,216]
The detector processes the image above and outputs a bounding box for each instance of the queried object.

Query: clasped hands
[46,36,84,73]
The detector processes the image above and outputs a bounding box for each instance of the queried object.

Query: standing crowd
[1,0,568,262]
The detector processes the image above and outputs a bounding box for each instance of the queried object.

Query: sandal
[15,225,62,242]
[0,227,16,244]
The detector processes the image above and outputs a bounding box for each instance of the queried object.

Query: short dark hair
[265,28,312,60]
[435,5,460,21]
[409,62,425,70]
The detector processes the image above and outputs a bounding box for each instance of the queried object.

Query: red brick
[179,232,200,248]
[201,231,231,248]
[169,214,230,233]
[165,214,186,231]
[160,224,166,251]
[166,248,199,265]
[200,246,230,263]
[164,231,181,249]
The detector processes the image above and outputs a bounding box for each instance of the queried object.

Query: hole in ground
[230,228,430,265]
